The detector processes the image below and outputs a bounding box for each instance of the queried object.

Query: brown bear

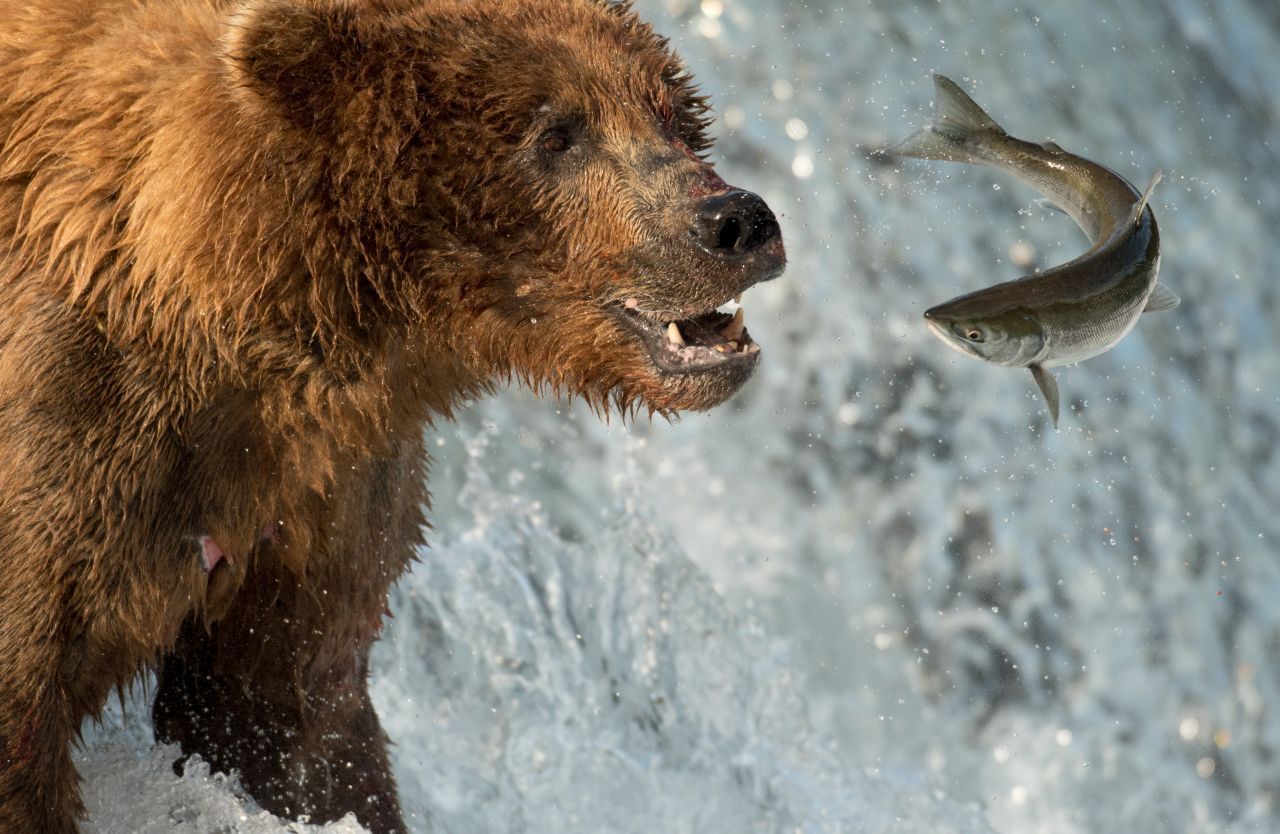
[0,0,784,831]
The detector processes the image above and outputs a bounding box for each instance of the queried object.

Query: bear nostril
[716,216,743,252]
[740,205,780,252]
[695,189,780,257]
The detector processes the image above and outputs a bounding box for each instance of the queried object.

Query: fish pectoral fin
[1129,168,1164,227]
[1143,283,1181,313]
[1041,140,1066,154]
[1030,364,1061,429]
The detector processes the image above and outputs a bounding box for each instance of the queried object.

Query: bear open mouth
[612,296,760,375]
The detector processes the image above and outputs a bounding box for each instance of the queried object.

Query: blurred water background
[83,0,1279,831]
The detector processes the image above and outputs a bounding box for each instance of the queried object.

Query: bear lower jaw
[612,302,760,377]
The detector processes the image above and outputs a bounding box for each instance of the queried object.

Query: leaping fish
[887,74,1179,428]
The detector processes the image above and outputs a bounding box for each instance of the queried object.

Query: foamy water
[83,1,1279,832]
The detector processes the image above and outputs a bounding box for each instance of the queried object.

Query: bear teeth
[720,307,745,342]
[614,300,759,368]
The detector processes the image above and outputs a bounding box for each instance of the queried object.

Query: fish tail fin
[1129,169,1163,227]
[885,74,1007,162]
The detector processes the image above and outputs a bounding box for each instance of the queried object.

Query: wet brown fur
[0,1,782,831]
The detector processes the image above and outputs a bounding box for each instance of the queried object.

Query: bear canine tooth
[735,294,743,304]
[720,307,745,342]
[666,322,685,346]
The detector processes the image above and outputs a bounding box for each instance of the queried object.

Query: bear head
[222,0,785,416]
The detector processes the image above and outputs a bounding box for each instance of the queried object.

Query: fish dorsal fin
[1129,169,1163,227]
[1041,140,1066,154]
[1143,283,1181,313]
[1030,364,1060,428]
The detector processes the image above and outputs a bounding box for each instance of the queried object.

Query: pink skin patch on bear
[195,523,277,574]
[198,535,224,573]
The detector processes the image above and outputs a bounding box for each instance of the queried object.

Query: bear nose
[692,189,781,258]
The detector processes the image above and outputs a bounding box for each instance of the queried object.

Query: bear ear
[224,0,370,130]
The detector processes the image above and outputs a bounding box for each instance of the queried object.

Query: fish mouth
[923,311,980,359]
[611,297,760,376]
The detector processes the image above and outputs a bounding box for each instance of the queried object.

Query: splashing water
[82,429,989,833]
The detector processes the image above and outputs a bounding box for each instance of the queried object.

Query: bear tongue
[666,306,750,351]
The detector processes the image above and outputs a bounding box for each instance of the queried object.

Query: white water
[83,0,1279,831]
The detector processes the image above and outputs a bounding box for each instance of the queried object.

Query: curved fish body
[888,74,1179,427]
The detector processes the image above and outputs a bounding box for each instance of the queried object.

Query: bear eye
[542,127,573,154]
[538,125,576,155]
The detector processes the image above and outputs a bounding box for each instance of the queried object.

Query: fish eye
[965,328,985,342]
